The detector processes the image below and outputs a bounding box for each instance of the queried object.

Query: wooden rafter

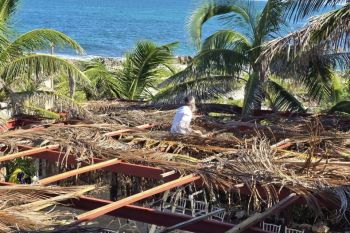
[75,174,200,222]
[0,144,59,163]
[38,158,122,185]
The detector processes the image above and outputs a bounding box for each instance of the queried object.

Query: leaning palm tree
[0,0,90,116]
[156,0,307,116]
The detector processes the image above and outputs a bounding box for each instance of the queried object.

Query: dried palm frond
[0,185,94,233]
[262,4,350,62]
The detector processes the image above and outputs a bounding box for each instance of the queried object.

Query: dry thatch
[1,102,350,224]
[0,185,94,233]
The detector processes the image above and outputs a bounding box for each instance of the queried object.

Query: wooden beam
[75,174,200,222]
[159,208,225,233]
[0,145,59,163]
[225,193,300,233]
[38,158,121,185]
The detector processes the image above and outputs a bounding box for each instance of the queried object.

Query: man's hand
[192,129,203,136]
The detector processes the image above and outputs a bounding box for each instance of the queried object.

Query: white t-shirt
[170,106,193,134]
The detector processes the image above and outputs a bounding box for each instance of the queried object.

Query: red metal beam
[38,158,122,185]
[76,174,201,222]
[0,181,269,233]
[71,196,268,233]
[18,145,170,180]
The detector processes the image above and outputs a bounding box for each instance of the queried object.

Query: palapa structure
[0,100,349,233]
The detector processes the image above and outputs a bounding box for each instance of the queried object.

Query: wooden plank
[225,193,300,233]
[38,158,121,185]
[0,145,59,163]
[159,208,225,233]
[75,174,200,222]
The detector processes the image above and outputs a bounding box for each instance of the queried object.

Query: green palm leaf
[83,60,123,99]
[188,1,251,48]
[242,73,262,117]
[265,80,305,112]
[0,0,18,23]
[119,41,177,100]
[154,75,240,104]
[202,29,252,51]
[0,29,84,61]
[159,48,247,89]
[255,0,288,44]
[2,54,91,89]
[286,0,344,20]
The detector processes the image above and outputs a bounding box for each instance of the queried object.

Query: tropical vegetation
[155,0,350,117]
[82,41,177,100]
[0,0,90,116]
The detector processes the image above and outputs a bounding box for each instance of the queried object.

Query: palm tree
[82,41,177,101]
[81,59,123,100]
[0,0,90,115]
[156,0,349,117]
[119,41,177,100]
[156,0,306,117]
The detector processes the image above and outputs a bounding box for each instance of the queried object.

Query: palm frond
[188,0,250,49]
[262,4,350,60]
[242,73,262,117]
[154,75,241,104]
[0,0,19,23]
[2,54,91,90]
[0,29,84,61]
[83,60,123,99]
[286,0,344,20]
[269,46,344,103]
[119,41,177,100]
[158,48,247,91]
[255,0,288,43]
[265,79,305,112]
[8,90,93,119]
[202,29,252,51]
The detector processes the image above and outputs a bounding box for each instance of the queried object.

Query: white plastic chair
[209,206,225,222]
[262,222,281,233]
[174,198,187,214]
[285,227,304,233]
[191,200,208,217]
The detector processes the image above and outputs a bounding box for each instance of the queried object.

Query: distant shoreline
[51,53,192,70]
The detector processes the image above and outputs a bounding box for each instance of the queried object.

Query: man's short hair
[184,96,195,105]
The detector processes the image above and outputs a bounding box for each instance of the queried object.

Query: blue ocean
[11,0,336,57]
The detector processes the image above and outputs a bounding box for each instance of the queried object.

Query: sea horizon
[13,0,339,58]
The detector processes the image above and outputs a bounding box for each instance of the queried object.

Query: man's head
[184,96,196,112]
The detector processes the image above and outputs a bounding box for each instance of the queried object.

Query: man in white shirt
[170,96,202,135]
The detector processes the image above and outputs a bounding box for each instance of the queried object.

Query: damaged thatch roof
[0,108,349,223]
[0,185,94,233]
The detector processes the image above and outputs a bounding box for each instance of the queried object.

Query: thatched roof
[1,103,349,222]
